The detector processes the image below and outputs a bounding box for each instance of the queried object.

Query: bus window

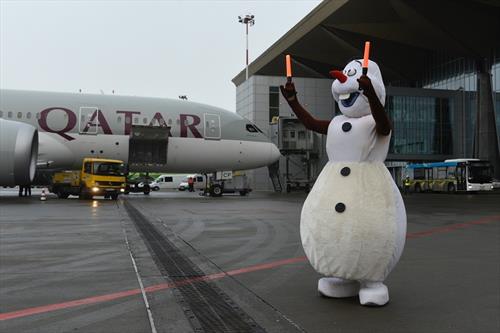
[197,176,203,182]
[414,169,425,180]
[437,167,446,179]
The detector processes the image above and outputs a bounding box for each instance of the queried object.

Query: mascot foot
[359,282,389,306]
[318,277,360,298]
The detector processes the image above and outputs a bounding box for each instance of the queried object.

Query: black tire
[415,183,422,193]
[104,194,110,199]
[110,193,119,200]
[79,187,93,200]
[153,186,160,191]
[57,191,69,199]
[448,183,456,193]
[211,185,223,197]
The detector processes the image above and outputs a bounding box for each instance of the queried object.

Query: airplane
[0,89,281,186]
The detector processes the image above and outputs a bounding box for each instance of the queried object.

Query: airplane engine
[0,118,39,186]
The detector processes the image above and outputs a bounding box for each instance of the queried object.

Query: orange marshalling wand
[362,41,370,75]
[286,54,292,80]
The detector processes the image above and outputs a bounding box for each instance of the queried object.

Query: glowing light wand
[362,41,370,75]
[286,54,292,82]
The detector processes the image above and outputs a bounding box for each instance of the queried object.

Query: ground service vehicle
[51,158,126,199]
[152,174,190,190]
[178,174,206,191]
[203,171,251,197]
[404,159,493,192]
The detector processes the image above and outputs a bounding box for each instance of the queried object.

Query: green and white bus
[404,159,493,192]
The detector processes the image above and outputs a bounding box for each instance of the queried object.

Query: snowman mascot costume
[280,59,406,306]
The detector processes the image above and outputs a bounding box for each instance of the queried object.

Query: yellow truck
[51,158,127,200]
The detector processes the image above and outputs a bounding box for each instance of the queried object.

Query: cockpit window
[246,124,258,133]
[253,125,264,133]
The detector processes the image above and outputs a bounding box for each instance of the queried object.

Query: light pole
[238,14,255,81]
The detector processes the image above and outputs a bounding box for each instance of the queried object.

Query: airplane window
[246,124,258,133]
[125,117,131,124]
[17,112,22,119]
[143,117,147,124]
[8,111,12,118]
[254,125,264,133]
[117,116,122,123]
[133,117,138,124]
[27,112,31,119]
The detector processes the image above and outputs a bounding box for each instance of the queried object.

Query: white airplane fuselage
[0,90,280,184]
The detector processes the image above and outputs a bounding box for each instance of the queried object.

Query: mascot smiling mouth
[339,92,360,108]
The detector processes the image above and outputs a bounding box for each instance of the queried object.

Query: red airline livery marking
[37,107,203,140]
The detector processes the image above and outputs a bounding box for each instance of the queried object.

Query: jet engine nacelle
[0,118,38,186]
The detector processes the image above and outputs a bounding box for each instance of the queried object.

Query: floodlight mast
[238,14,255,81]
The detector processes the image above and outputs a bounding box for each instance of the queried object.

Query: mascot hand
[280,81,297,102]
[357,75,377,99]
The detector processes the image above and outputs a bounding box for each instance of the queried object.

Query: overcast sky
[0,0,321,111]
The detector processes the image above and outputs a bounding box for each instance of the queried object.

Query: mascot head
[330,59,385,118]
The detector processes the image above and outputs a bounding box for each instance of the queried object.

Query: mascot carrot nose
[329,70,347,83]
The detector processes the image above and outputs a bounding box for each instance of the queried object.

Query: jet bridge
[269,117,321,193]
[128,125,170,172]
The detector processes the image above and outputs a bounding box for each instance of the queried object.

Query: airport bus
[404,159,493,192]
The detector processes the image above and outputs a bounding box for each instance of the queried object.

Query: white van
[178,174,206,191]
[151,174,188,190]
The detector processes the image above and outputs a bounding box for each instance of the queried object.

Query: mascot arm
[280,81,330,135]
[357,75,392,136]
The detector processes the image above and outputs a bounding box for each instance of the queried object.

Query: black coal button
[340,167,351,176]
[342,122,352,132]
[335,202,346,213]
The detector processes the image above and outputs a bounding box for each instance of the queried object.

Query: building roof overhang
[232,0,500,86]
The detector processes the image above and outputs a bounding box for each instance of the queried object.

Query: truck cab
[52,158,127,200]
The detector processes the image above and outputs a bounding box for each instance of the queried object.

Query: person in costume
[280,59,406,306]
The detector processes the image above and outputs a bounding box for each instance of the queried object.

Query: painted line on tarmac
[1,215,499,322]
[406,214,500,239]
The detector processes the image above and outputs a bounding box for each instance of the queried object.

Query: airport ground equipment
[201,171,251,197]
[51,158,126,200]
[404,159,493,192]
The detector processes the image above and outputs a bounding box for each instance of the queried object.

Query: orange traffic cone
[40,188,47,201]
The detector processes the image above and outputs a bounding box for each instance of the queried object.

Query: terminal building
[233,0,500,191]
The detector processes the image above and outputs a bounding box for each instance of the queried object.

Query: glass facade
[386,96,453,155]
[422,54,500,152]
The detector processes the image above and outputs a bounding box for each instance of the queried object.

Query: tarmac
[0,188,499,333]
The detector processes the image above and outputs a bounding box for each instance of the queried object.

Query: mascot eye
[346,68,357,77]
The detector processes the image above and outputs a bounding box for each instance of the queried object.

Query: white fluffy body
[301,162,399,281]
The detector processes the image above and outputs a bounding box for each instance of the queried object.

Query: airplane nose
[268,143,281,164]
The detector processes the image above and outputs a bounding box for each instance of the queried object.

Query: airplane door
[204,113,221,140]
[79,106,99,134]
